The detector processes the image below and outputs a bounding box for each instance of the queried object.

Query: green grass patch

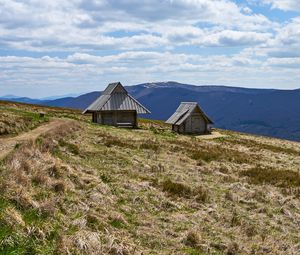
[182,247,206,255]
[110,218,125,229]
[59,139,80,155]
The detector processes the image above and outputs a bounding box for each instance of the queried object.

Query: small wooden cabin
[166,102,213,134]
[83,82,150,128]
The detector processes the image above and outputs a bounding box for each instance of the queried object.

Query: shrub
[190,150,219,163]
[103,136,135,149]
[100,174,112,183]
[230,210,241,227]
[47,164,62,178]
[59,140,80,155]
[226,242,239,255]
[162,179,192,197]
[243,223,257,237]
[185,231,202,248]
[194,186,209,203]
[39,200,56,217]
[109,215,127,229]
[240,166,300,187]
[189,145,250,164]
[53,181,66,193]
[139,140,160,152]
[32,173,48,186]
[87,214,100,230]
[223,137,300,156]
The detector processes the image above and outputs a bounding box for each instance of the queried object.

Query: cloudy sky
[1,0,300,97]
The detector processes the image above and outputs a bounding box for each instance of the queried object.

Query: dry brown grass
[1,103,300,254]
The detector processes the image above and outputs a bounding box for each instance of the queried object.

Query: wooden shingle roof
[166,102,213,125]
[83,82,150,114]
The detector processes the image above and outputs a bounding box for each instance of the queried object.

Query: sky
[0,0,300,98]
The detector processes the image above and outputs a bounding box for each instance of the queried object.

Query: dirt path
[0,119,71,160]
[196,131,227,140]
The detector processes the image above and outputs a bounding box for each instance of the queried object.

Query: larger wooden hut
[166,102,213,134]
[83,82,150,127]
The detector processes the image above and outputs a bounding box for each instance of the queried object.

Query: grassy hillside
[0,103,49,136]
[0,101,300,254]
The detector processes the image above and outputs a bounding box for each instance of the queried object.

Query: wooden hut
[166,102,213,134]
[83,82,150,127]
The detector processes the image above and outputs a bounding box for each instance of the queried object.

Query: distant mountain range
[1,81,300,141]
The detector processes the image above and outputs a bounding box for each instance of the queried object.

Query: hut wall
[116,111,136,125]
[179,124,185,133]
[183,113,207,134]
[97,111,136,127]
[172,124,184,133]
[92,113,97,123]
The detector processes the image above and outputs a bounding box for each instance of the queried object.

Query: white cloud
[263,0,300,11]
[0,0,299,95]
[265,18,300,58]
[200,30,271,47]
[0,0,275,52]
[266,57,300,68]
[2,50,298,98]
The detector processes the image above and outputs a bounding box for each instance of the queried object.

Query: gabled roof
[102,82,126,95]
[166,102,213,125]
[83,82,150,114]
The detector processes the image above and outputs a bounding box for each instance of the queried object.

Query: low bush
[139,140,160,152]
[240,166,300,187]
[185,231,202,248]
[162,179,210,202]
[59,139,80,155]
[190,146,250,164]
[162,179,192,197]
[190,150,220,163]
[52,181,66,193]
[222,137,300,156]
[226,242,239,255]
[103,135,135,149]
[194,186,209,203]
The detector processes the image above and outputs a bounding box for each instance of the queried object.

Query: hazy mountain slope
[0,97,45,105]
[0,101,300,254]
[44,92,101,109]
[125,83,300,141]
